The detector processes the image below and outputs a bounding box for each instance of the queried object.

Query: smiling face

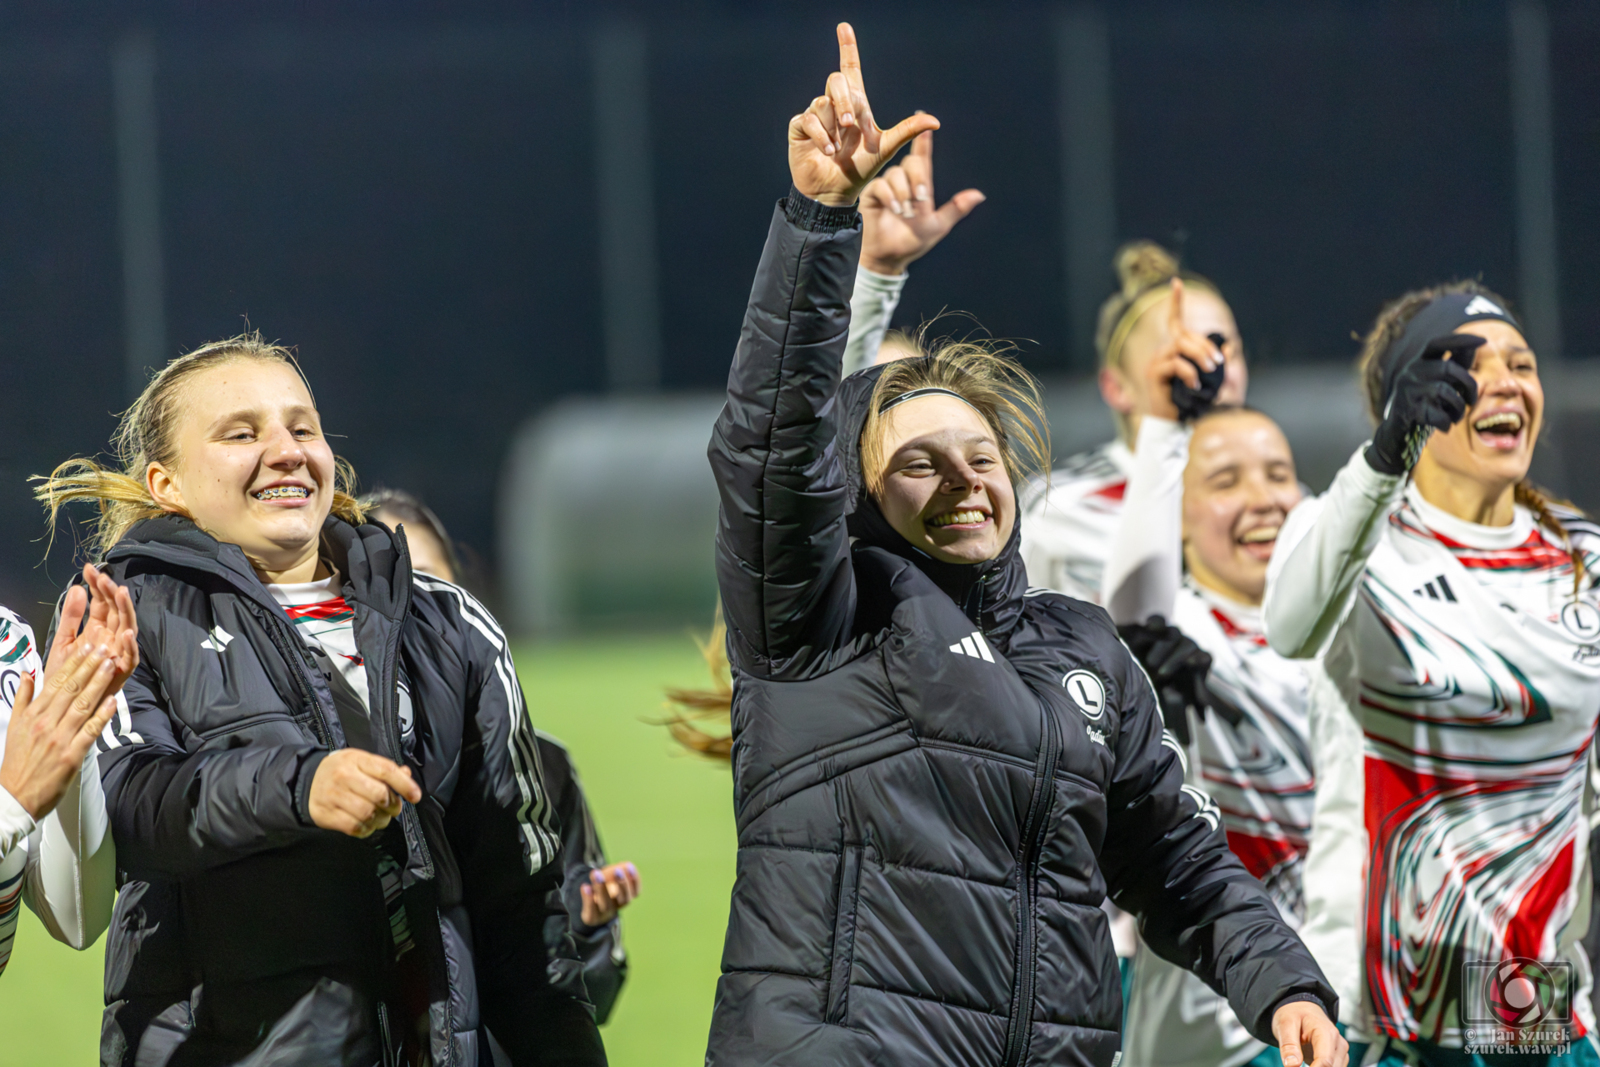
[1181,409,1301,606]
[1414,319,1543,499]
[146,358,336,580]
[873,394,1016,565]
[1101,286,1248,442]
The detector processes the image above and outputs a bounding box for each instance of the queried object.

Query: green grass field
[0,633,736,1065]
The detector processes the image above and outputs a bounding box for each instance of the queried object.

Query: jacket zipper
[1001,697,1060,1067]
[258,607,338,748]
[371,535,436,882]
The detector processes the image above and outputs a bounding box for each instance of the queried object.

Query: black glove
[1365,333,1483,476]
[1117,616,1215,745]
[1168,332,1228,422]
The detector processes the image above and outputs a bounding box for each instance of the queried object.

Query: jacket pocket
[825,844,864,1026]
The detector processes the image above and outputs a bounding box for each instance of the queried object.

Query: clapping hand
[788,23,942,207]
[47,564,140,690]
[859,128,984,276]
[0,565,140,820]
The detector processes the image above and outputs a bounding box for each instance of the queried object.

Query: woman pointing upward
[705,24,1344,1067]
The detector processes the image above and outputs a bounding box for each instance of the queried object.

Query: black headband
[878,386,979,414]
[1379,292,1521,406]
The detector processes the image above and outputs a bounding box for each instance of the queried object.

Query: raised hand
[859,128,985,276]
[1142,279,1224,422]
[0,641,123,819]
[579,861,641,926]
[1364,333,1483,476]
[788,23,942,207]
[308,748,423,838]
[48,564,139,693]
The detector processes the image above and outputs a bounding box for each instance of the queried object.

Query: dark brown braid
[1514,481,1589,599]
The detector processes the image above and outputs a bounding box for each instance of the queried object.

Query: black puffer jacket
[704,192,1336,1067]
[88,515,605,1067]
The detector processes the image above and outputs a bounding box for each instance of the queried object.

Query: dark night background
[2,0,1596,628]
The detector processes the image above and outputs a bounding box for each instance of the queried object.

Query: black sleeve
[97,655,329,877]
[440,595,605,1066]
[709,191,863,679]
[1097,630,1338,1044]
[538,736,628,1025]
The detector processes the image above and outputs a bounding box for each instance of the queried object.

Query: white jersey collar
[1402,483,1533,550]
[1105,439,1135,478]
[1185,575,1263,634]
[267,569,343,608]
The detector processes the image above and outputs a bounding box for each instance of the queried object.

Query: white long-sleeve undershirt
[1263,446,1404,660]
[842,267,907,376]
[1099,416,1190,625]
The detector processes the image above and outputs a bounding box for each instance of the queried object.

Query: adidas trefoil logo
[200,624,234,652]
[949,630,995,663]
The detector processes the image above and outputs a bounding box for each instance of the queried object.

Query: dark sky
[2,1,1595,624]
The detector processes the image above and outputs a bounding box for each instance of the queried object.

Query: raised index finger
[837,22,865,93]
[1167,277,1186,335]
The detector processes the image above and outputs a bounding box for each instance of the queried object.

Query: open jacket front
[704,192,1336,1067]
[90,514,603,1067]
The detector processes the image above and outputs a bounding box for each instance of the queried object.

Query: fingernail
[915,184,928,200]
[627,863,638,876]
[823,143,835,155]
[841,112,853,126]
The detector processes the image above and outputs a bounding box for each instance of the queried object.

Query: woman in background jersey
[1021,243,1246,603]
[365,487,640,1025]
[1265,282,1600,1064]
[1098,365,1314,1065]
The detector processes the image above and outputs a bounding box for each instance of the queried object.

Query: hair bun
[1114,240,1180,298]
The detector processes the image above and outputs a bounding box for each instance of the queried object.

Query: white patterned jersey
[1266,448,1600,1046]
[1020,440,1135,603]
[1178,582,1316,920]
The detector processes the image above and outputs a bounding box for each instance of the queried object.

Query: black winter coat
[88,515,605,1067]
[704,193,1336,1067]
[538,732,628,1026]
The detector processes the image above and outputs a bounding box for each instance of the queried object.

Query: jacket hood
[835,363,1028,642]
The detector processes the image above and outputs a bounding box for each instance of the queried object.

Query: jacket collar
[836,364,1028,643]
[107,513,412,622]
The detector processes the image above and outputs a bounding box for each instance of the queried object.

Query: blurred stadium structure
[3,2,1597,632]
[500,366,1600,631]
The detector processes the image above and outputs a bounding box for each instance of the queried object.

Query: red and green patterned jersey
[1273,455,1600,1048]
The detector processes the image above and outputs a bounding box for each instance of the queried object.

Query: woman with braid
[1265,282,1600,1064]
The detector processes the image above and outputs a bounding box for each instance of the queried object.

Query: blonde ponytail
[34,331,365,558]
[662,608,734,762]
